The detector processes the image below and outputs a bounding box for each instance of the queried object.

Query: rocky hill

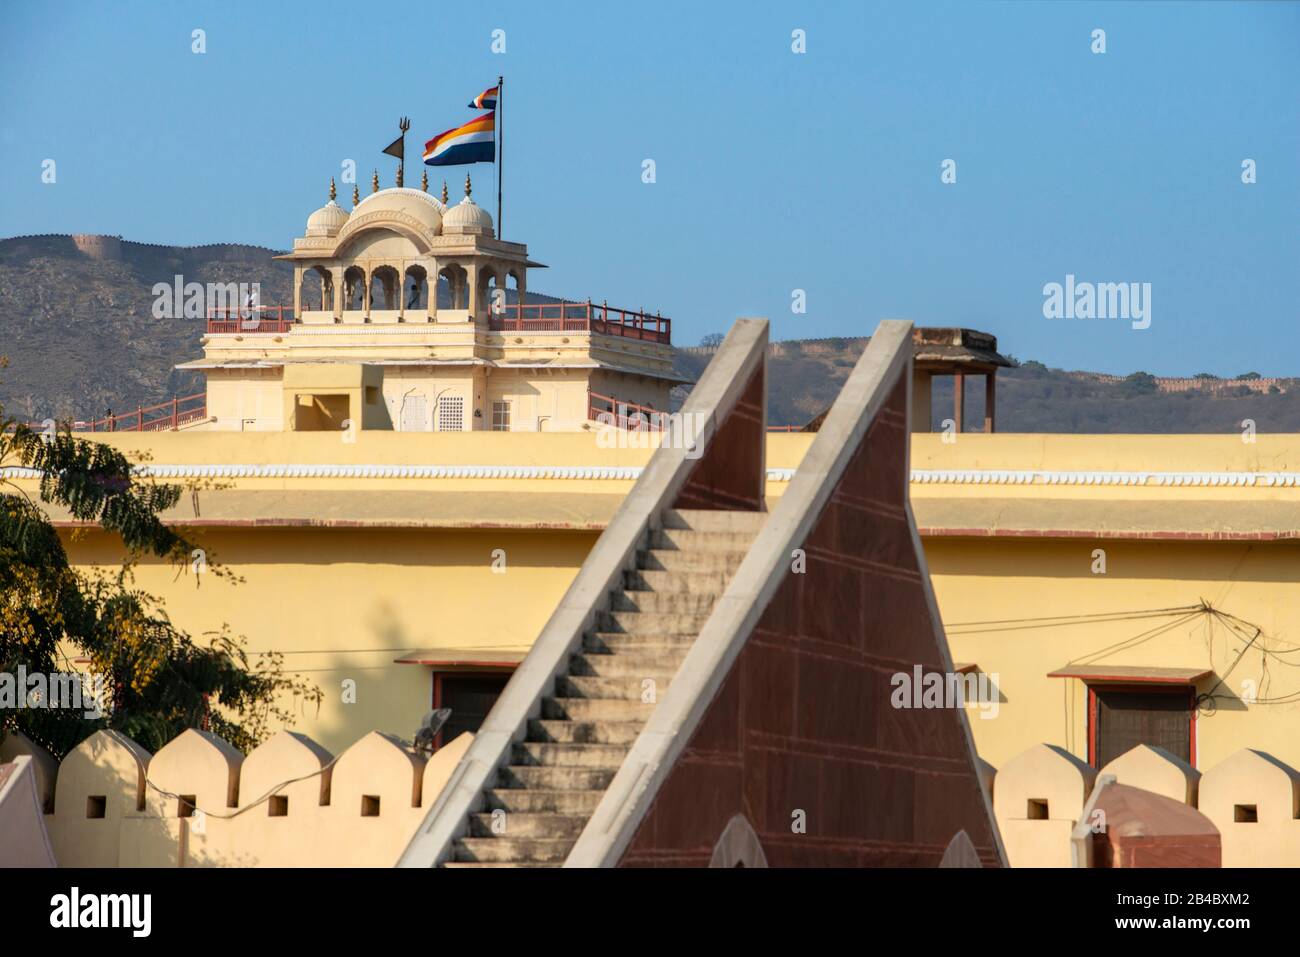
[674,339,1300,434]
[3,235,1298,433]
[0,235,294,420]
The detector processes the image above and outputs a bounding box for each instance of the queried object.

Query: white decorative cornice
[6,463,1294,487]
[0,463,799,483]
[1,464,639,481]
[910,469,1300,487]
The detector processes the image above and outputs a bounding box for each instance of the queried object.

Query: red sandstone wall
[621,375,1002,867]
[673,361,766,512]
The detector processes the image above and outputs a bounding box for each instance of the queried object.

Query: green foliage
[1120,371,1159,395]
[1,373,320,757]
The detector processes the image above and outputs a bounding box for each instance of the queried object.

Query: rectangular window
[437,395,465,432]
[400,394,428,432]
[491,400,511,432]
[1092,686,1194,768]
[433,673,512,749]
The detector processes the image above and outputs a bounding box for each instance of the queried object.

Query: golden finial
[329,177,336,202]
[352,184,360,207]
[421,169,428,193]
[396,163,404,188]
[464,173,472,198]
[371,169,379,193]
[441,180,449,204]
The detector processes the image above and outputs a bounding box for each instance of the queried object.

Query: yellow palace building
[15,175,1300,802]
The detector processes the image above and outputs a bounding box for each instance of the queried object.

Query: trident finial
[441,180,449,204]
[399,116,411,134]
[329,177,336,202]
[421,169,428,193]
[352,184,360,207]
[465,173,472,198]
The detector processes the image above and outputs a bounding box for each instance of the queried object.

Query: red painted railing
[587,391,666,431]
[490,301,671,344]
[206,305,296,335]
[79,393,208,432]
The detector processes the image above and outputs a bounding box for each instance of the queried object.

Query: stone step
[512,741,629,768]
[527,719,645,744]
[496,764,617,791]
[483,788,605,814]
[640,548,749,573]
[541,697,655,722]
[625,568,735,594]
[568,651,687,677]
[650,528,758,551]
[584,632,697,654]
[599,609,712,634]
[611,589,720,614]
[469,812,588,839]
[662,508,767,534]
[454,837,575,864]
[443,861,560,869]
[555,675,671,701]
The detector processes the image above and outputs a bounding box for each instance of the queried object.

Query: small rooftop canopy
[801,326,1013,433]
[393,648,527,668]
[1047,665,1213,684]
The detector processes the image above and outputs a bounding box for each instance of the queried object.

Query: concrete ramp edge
[397,317,770,868]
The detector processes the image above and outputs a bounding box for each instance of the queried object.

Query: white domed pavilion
[178,172,682,433]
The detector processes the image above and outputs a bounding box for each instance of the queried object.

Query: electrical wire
[144,754,341,822]
[945,604,1205,636]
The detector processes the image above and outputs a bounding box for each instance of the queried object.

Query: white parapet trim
[7,464,1296,487]
[396,317,771,868]
[910,469,1300,487]
[1,464,793,482]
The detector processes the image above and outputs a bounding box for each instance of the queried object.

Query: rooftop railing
[490,301,671,344]
[78,393,208,432]
[587,391,668,431]
[206,306,296,335]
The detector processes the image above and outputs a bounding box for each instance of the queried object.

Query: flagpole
[497,74,504,240]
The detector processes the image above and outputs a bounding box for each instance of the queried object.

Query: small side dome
[306,200,349,238]
[443,196,494,237]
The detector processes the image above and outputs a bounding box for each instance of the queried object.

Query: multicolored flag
[468,85,499,110]
[423,111,496,166]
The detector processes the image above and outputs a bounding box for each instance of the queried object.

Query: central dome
[350,187,445,234]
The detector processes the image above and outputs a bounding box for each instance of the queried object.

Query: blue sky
[1,0,1296,375]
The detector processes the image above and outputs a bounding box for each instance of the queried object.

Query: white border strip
[910,469,1300,487]
[5,464,1294,487]
[0,463,648,481]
